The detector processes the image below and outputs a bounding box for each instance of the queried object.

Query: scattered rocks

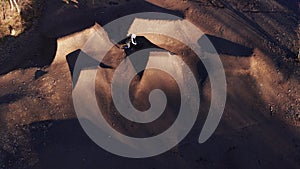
[269,104,277,116]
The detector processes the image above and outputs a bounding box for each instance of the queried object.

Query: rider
[122,34,138,49]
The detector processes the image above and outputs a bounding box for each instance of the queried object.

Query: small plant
[1,0,20,13]
[10,0,20,13]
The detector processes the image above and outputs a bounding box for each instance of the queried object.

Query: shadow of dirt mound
[199,35,253,56]
[94,0,184,26]
[0,93,25,104]
[276,0,299,14]
[39,0,183,39]
[38,0,95,38]
[0,32,57,76]
[66,49,106,87]
[66,49,81,77]
[26,119,182,169]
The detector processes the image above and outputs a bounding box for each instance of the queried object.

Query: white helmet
[131,34,137,45]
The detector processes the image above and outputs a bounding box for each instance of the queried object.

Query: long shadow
[95,0,183,26]
[198,35,253,57]
[66,49,108,87]
[38,0,95,38]
[276,0,299,15]
[26,119,160,169]
[39,0,183,39]
[0,146,17,169]
[0,93,25,104]
[0,32,57,76]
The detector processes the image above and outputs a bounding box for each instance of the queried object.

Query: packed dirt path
[0,0,299,169]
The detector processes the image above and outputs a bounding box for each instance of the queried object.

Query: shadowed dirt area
[0,0,299,169]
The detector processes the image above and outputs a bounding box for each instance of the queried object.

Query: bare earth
[0,0,299,169]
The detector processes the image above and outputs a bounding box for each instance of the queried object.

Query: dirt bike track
[0,0,299,169]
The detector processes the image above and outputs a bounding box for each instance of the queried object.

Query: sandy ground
[0,0,299,169]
